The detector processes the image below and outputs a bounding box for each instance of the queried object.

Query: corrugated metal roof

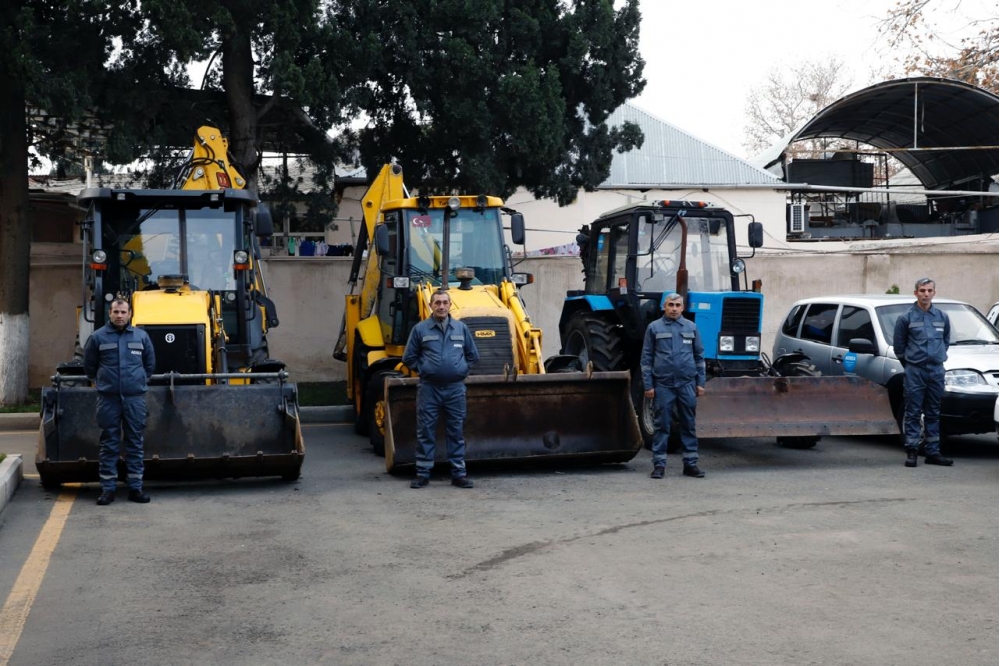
[603,102,781,187]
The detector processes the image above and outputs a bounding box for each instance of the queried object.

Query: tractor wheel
[630,367,655,448]
[364,370,395,457]
[776,360,822,449]
[562,314,625,371]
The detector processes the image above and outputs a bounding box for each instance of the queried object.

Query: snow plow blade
[36,375,304,487]
[382,371,642,474]
[696,375,899,439]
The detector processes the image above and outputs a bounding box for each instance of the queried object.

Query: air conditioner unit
[789,203,808,234]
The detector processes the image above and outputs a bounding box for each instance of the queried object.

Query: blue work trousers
[651,381,698,467]
[903,363,945,456]
[96,394,147,492]
[415,382,468,479]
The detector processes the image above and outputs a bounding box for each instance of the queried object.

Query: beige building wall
[27,238,999,388]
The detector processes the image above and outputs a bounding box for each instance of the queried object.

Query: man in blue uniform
[83,298,156,504]
[893,277,953,468]
[402,289,480,489]
[641,292,707,479]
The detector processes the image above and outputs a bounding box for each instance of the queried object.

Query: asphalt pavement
[0,425,997,666]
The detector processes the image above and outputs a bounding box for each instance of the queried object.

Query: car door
[789,302,839,374]
[829,304,887,382]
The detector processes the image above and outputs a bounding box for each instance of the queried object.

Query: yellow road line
[0,488,77,665]
[0,431,36,436]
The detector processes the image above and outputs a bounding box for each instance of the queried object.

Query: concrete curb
[300,405,354,424]
[0,413,39,431]
[0,454,24,516]
[0,406,353,432]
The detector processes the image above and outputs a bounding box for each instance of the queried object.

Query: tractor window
[587,229,612,292]
[405,208,504,286]
[612,225,630,288]
[836,306,876,348]
[800,303,839,345]
[377,214,400,343]
[186,213,237,290]
[634,214,733,294]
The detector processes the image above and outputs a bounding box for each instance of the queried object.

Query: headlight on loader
[745,336,760,352]
[719,335,734,352]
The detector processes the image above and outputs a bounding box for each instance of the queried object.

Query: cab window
[800,303,838,344]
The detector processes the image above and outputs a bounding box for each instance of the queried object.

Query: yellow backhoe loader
[333,164,641,474]
[37,126,304,488]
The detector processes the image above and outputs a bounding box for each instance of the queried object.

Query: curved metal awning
[770,77,999,192]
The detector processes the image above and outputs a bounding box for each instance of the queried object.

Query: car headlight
[719,335,734,352]
[745,336,760,352]
[944,369,988,388]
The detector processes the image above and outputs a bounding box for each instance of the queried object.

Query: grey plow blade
[36,384,304,486]
[382,371,642,474]
[696,375,899,439]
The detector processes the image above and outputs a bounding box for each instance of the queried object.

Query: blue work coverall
[892,303,950,455]
[83,323,156,492]
[402,315,480,479]
[640,315,706,468]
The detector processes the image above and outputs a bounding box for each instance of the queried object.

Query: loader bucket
[36,382,304,487]
[695,375,898,439]
[382,371,642,474]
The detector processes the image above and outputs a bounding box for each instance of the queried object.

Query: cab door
[791,302,840,374]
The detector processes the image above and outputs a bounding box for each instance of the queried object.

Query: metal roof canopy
[770,77,999,192]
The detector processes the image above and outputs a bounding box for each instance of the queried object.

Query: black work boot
[924,454,954,466]
[128,489,151,503]
[904,449,918,467]
[682,464,705,478]
[650,466,665,479]
[96,490,115,506]
[410,476,430,489]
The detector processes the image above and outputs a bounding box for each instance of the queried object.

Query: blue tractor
[551,200,897,447]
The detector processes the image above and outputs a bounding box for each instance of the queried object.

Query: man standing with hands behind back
[402,289,480,489]
[893,277,953,468]
[641,292,706,480]
[84,297,156,505]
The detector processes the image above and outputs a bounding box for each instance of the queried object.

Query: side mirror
[848,338,877,355]
[255,204,274,237]
[374,224,390,257]
[510,213,525,246]
[747,222,763,248]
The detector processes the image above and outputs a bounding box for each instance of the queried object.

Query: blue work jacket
[402,316,480,384]
[640,315,706,390]
[892,303,950,366]
[83,323,156,396]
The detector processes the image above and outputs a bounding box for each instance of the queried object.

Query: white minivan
[773,295,999,438]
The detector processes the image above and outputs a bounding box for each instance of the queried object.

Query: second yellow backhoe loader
[334,164,641,474]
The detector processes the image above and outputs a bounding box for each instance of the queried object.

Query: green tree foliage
[341,0,645,204]
[0,0,126,404]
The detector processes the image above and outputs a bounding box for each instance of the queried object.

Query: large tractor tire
[364,369,397,457]
[562,313,625,371]
[776,360,823,449]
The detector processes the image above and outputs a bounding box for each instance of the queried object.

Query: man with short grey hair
[640,292,707,479]
[892,277,953,467]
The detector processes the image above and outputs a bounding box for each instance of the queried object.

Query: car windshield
[405,207,505,286]
[635,214,732,293]
[876,303,999,345]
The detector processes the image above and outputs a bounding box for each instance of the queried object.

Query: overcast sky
[630,0,996,158]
